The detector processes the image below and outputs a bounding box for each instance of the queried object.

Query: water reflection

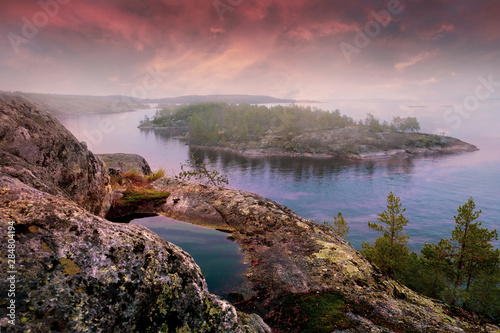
[140,125,419,183]
[185,147,417,183]
[140,127,188,141]
[131,216,248,298]
[58,109,500,252]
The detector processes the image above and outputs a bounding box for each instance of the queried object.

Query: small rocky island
[1,94,497,332]
[139,102,478,159]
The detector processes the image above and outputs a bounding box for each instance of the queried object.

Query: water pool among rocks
[131,215,249,298]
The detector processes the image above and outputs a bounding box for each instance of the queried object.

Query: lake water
[56,99,500,254]
[130,216,248,296]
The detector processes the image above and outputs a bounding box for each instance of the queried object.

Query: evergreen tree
[363,113,382,132]
[330,212,349,239]
[189,114,208,144]
[467,268,500,321]
[416,239,454,299]
[391,116,420,132]
[361,192,411,279]
[413,197,499,321]
[449,197,499,304]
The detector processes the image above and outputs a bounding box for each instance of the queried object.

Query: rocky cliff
[0,94,270,332]
[136,179,498,333]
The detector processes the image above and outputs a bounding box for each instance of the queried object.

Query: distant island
[139,102,478,159]
[143,94,318,106]
[3,91,314,115]
[8,92,148,115]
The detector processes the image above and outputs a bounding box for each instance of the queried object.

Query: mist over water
[56,100,500,252]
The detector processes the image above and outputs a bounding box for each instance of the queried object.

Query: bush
[175,154,228,187]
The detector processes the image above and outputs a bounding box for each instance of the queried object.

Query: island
[138,102,478,159]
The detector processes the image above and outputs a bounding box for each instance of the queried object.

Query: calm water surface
[57,101,500,253]
[131,216,247,296]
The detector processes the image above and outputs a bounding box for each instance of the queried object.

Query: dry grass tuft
[145,168,165,183]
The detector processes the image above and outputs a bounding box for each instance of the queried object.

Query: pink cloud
[394,50,439,71]
[1,0,499,100]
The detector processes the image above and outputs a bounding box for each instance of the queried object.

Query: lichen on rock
[151,177,500,333]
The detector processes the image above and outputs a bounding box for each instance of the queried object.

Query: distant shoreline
[187,143,479,161]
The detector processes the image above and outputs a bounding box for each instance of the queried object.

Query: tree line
[329,194,499,323]
[140,102,421,145]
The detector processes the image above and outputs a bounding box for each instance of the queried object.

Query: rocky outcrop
[97,153,152,176]
[0,94,109,216]
[0,94,270,333]
[143,178,499,333]
[189,127,478,160]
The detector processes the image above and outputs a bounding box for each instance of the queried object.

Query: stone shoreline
[190,143,478,160]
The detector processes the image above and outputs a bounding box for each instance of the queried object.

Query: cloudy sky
[1,0,499,101]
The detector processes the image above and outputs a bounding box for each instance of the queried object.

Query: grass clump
[121,169,144,185]
[121,187,170,205]
[117,169,166,187]
[145,168,165,182]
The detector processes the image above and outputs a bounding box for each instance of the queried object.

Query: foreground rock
[0,94,270,332]
[0,178,270,332]
[139,178,499,333]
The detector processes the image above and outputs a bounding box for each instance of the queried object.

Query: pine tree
[361,192,410,278]
[189,114,208,144]
[417,239,454,299]
[415,197,499,318]
[449,197,499,304]
[332,212,349,239]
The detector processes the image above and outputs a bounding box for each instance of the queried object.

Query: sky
[1,0,499,102]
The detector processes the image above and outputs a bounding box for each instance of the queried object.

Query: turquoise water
[57,101,500,294]
[131,216,247,296]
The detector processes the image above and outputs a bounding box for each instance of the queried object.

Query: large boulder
[97,153,152,176]
[0,94,109,216]
[149,178,500,333]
